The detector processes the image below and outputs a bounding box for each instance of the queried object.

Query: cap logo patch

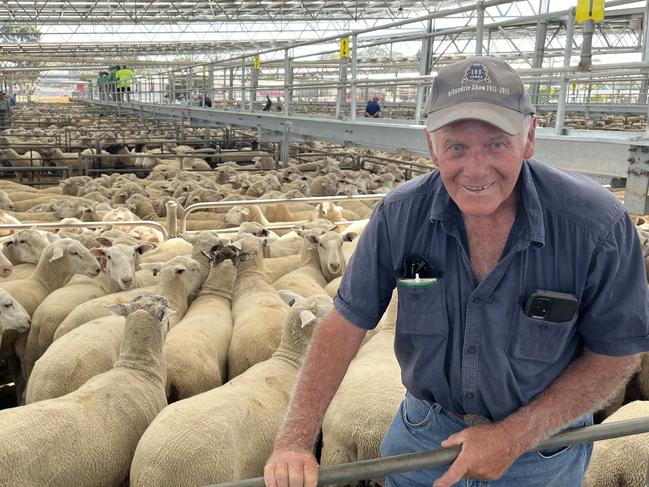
[463,63,490,83]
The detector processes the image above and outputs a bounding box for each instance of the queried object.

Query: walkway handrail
[0,220,169,240]
[180,194,386,235]
[209,417,649,487]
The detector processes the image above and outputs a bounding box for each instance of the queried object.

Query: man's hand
[264,448,319,487]
[433,423,523,487]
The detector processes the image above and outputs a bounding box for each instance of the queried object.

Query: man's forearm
[273,309,366,452]
[501,349,639,454]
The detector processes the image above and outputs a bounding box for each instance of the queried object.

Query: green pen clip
[398,273,439,288]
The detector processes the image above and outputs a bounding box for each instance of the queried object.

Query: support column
[529,0,550,108]
[336,57,348,120]
[186,69,193,101]
[208,64,214,107]
[279,122,291,167]
[415,19,434,124]
[250,62,258,111]
[642,1,649,132]
[229,67,234,101]
[624,145,649,215]
[475,2,485,55]
[241,60,247,111]
[556,7,576,135]
[283,49,291,115]
[170,71,176,102]
[351,34,358,121]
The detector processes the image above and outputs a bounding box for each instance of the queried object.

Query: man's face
[426,119,535,218]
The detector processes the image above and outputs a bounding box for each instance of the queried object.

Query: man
[108,66,119,101]
[365,96,381,117]
[264,56,649,487]
[263,95,272,111]
[116,65,134,102]
[97,71,109,101]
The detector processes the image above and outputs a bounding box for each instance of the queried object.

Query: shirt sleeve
[334,201,396,330]
[579,213,649,356]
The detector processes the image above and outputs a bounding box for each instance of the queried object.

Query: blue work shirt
[334,158,649,422]
[365,101,381,116]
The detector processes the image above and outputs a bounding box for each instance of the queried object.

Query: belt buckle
[463,413,492,427]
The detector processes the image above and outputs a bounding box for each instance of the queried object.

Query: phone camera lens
[532,298,552,319]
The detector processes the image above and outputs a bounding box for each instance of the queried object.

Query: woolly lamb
[165,244,237,401]
[129,294,332,487]
[0,250,12,278]
[583,400,649,486]
[0,295,172,487]
[227,237,290,379]
[26,256,205,403]
[321,292,403,480]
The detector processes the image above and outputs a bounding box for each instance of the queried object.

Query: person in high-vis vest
[108,66,119,101]
[116,65,135,102]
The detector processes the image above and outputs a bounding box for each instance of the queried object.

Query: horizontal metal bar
[0,220,169,240]
[181,194,384,234]
[209,417,649,487]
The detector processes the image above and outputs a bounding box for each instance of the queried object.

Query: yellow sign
[253,55,261,71]
[576,0,604,23]
[340,37,350,59]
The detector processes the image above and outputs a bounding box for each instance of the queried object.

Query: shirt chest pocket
[396,279,448,336]
[512,306,578,363]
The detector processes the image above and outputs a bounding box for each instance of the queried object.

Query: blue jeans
[381,393,593,487]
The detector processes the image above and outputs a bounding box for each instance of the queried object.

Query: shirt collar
[428,160,545,247]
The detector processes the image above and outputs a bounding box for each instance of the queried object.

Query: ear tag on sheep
[278,289,303,307]
[299,310,317,328]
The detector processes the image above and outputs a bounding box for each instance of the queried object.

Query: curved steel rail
[0,220,169,240]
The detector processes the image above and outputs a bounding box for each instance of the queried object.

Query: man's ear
[523,116,537,160]
[423,128,437,165]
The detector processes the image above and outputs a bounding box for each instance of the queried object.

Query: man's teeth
[464,182,493,192]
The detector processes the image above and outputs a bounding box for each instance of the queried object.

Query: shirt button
[465,392,474,399]
[472,297,480,304]
[467,346,476,354]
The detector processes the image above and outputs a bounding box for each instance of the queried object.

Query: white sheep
[20,240,156,380]
[0,295,172,487]
[165,244,237,401]
[321,291,403,479]
[583,400,649,486]
[227,237,290,379]
[129,294,333,487]
[26,256,205,403]
[0,249,13,278]
[2,227,59,265]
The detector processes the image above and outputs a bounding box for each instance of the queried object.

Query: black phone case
[524,290,578,322]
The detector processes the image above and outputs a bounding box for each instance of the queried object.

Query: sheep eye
[107,255,112,260]
[70,250,78,256]
[3,302,12,308]
[18,240,25,244]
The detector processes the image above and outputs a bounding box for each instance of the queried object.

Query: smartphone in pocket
[523,290,578,322]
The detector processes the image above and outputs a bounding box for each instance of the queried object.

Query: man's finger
[274,461,290,487]
[303,463,318,487]
[440,431,464,448]
[264,463,278,487]
[287,461,305,487]
[433,457,469,487]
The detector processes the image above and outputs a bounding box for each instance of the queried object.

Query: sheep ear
[343,232,358,242]
[228,241,242,251]
[240,207,250,216]
[299,310,317,328]
[305,234,320,245]
[96,236,114,247]
[174,265,187,275]
[46,232,60,243]
[90,247,106,259]
[49,244,65,262]
[259,228,269,237]
[105,303,129,317]
[201,250,215,263]
[135,242,156,254]
[278,289,303,307]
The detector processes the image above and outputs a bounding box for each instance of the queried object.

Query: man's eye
[489,141,505,149]
[449,144,463,152]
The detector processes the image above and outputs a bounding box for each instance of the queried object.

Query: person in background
[8,92,16,107]
[276,97,283,111]
[365,96,381,117]
[0,92,11,129]
[263,95,272,111]
[97,71,109,101]
[108,66,119,101]
[204,95,213,108]
[263,55,649,487]
[116,65,134,102]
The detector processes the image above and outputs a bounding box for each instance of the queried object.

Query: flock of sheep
[0,102,647,486]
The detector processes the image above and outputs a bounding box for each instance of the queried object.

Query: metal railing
[209,417,649,487]
[0,220,169,239]
[179,195,385,236]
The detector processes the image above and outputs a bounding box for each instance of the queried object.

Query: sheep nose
[2,266,12,275]
[330,262,341,272]
[94,266,101,275]
[121,277,134,288]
